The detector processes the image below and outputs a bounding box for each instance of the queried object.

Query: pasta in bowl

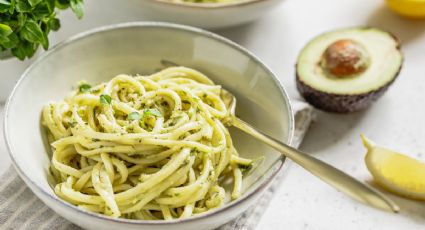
[4,22,293,230]
[43,67,253,219]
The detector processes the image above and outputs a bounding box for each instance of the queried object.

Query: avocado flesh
[296,27,403,113]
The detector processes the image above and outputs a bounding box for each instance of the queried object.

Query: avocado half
[296,27,403,113]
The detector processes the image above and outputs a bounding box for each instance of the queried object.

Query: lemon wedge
[362,135,425,200]
[385,0,425,19]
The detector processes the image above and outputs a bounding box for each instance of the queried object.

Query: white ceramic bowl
[4,22,293,230]
[128,0,285,29]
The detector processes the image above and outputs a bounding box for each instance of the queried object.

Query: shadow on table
[367,6,425,44]
[213,19,288,50]
[213,21,257,45]
[367,180,425,224]
[298,108,370,153]
[213,8,292,48]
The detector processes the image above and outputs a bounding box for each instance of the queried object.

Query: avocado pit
[321,39,370,77]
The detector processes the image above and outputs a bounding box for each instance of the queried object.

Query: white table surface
[1,0,425,229]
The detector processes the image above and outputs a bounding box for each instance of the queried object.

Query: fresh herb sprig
[127,109,163,122]
[100,94,112,105]
[78,83,91,93]
[0,0,84,60]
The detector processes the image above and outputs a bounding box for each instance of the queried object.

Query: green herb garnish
[100,94,112,105]
[238,156,265,174]
[79,83,91,93]
[143,108,162,117]
[238,163,253,172]
[128,111,141,121]
[0,0,85,60]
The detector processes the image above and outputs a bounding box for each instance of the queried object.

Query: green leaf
[20,20,44,43]
[11,46,25,60]
[41,30,48,49]
[143,108,162,117]
[16,0,31,12]
[0,24,13,38]
[0,36,9,44]
[70,0,83,19]
[55,0,69,9]
[25,42,37,58]
[32,3,51,19]
[128,112,141,121]
[0,0,11,5]
[45,0,54,13]
[0,0,11,13]
[1,32,19,48]
[17,13,27,29]
[8,0,15,14]
[79,83,91,93]
[28,0,41,6]
[100,94,112,105]
[11,40,36,60]
[48,18,60,31]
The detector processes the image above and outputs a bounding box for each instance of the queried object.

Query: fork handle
[231,117,399,213]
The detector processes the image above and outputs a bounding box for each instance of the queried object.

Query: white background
[1,0,425,229]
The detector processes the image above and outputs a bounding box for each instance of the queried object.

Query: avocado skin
[296,67,400,113]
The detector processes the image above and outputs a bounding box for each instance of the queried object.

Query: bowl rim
[3,21,294,225]
[147,0,271,9]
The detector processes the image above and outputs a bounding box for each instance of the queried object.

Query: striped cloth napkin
[0,101,314,230]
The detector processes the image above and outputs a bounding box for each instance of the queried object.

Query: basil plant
[0,0,84,60]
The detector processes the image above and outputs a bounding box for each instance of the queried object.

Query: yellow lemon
[385,0,425,18]
[362,135,425,200]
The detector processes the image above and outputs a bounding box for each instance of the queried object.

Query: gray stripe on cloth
[28,206,56,230]
[0,187,32,226]
[0,173,21,207]
[5,197,44,229]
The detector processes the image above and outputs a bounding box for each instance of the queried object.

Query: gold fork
[220,88,399,213]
